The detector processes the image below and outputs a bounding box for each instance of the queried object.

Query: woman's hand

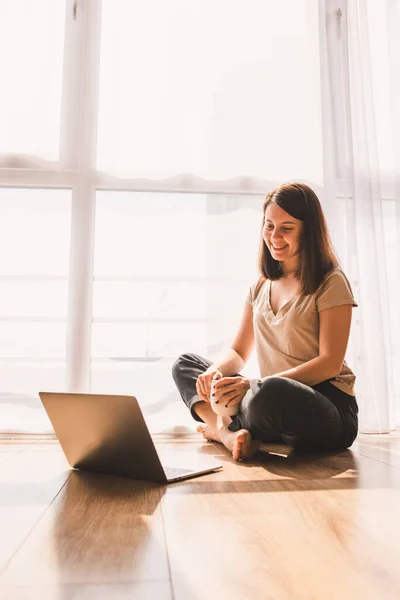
[196,369,223,403]
[212,376,251,407]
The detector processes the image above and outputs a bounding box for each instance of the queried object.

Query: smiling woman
[172,183,359,461]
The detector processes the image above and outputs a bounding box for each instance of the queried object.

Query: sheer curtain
[321,0,400,432]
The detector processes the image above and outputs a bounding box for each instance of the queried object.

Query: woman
[172,183,359,461]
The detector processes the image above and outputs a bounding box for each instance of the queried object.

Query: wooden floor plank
[0,446,70,574]
[351,431,400,470]
[0,467,170,586]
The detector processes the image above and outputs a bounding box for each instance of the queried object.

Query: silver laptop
[39,392,223,483]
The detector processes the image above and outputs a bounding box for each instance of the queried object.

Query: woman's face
[263,203,303,264]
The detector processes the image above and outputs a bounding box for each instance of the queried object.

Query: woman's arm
[262,304,353,386]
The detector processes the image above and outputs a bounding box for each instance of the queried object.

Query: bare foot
[230,429,260,461]
[197,420,260,462]
[196,424,221,443]
[217,420,261,461]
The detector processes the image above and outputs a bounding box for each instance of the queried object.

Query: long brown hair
[258,183,339,295]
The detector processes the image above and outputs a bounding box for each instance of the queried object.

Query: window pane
[0,323,67,359]
[94,191,207,277]
[93,281,207,319]
[0,0,66,159]
[92,191,261,433]
[94,191,260,279]
[97,0,322,183]
[91,323,207,359]
[0,189,71,275]
[0,361,64,434]
[0,281,68,318]
[0,188,71,433]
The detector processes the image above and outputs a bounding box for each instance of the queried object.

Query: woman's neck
[280,259,300,278]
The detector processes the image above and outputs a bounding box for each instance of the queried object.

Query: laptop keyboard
[163,465,195,479]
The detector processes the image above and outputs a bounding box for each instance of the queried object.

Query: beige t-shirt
[246,268,358,396]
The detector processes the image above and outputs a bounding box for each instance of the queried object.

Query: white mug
[210,377,240,417]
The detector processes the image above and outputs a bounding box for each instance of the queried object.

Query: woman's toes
[197,424,221,443]
[196,424,208,439]
[197,424,212,441]
[232,430,255,461]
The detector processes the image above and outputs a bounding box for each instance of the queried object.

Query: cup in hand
[210,377,240,417]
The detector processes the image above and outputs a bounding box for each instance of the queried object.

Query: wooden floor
[0,431,400,600]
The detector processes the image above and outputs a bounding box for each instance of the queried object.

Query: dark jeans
[172,352,359,453]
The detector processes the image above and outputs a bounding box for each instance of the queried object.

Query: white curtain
[1,0,399,436]
[321,0,400,432]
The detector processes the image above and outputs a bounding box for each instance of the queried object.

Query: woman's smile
[271,243,288,252]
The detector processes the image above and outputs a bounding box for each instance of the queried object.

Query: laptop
[39,392,223,483]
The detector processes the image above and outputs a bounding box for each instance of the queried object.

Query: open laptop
[39,392,222,483]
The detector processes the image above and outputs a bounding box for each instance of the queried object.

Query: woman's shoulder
[246,274,268,305]
[315,267,358,307]
[317,267,352,290]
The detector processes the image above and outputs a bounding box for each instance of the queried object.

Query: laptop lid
[39,392,222,483]
[39,392,168,483]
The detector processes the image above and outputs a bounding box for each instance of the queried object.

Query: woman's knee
[171,353,192,378]
[171,352,210,383]
[260,376,301,394]
[245,377,295,424]
[250,377,292,407]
